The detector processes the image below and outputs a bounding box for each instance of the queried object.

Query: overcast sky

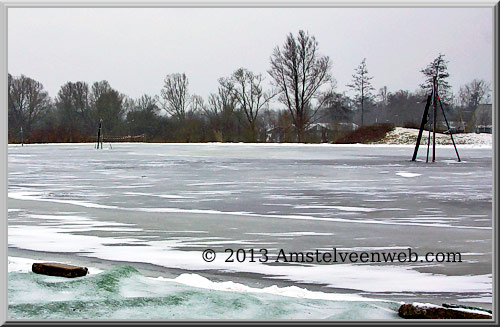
[8,7,493,102]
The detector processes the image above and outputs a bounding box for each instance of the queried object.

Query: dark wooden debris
[32,262,88,278]
[398,303,492,319]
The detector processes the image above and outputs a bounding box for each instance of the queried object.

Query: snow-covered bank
[7,256,377,303]
[6,127,493,148]
[376,127,492,147]
[8,256,401,320]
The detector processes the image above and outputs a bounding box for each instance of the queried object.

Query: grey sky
[8,7,493,103]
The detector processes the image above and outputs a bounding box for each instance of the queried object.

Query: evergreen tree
[420,53,452,103]
[347,58,375,126]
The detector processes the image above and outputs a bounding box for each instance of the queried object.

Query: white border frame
[1,1,497,324]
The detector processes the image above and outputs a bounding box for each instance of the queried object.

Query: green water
[8,265,401,320]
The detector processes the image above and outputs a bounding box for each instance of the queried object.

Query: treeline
[8,31,491,144]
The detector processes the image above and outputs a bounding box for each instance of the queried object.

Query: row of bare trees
[8,30,492,144]
[158,68,277,142]
[9,77,127,143]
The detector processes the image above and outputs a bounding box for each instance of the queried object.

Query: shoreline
[7,142,493,149]
[8,248,493,311]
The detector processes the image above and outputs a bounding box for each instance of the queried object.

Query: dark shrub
[334,123,395,144]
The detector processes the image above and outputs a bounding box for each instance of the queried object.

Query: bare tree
[160,73,190,120]
[89,80,125,135]
[55,81,93,137]
[230,68,276,142]
[90,80,112,107]
[458,79,491,109]
[126,94,162,138]
[55,83,80,141]
[204,77,238,141]
[73,82,93,129]
[268,30,333,142]
[205,78,234,120]
[457,79,491,132]
[347,58,375,127]
[190,94,205,116]
[322,91,354,124]
[135,94,159,113]
[8,74,51,139]
[377,86,389,107]
[122,96,136,114]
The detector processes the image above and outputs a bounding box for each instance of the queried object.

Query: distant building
[470,104,492,134]
[265,121,360,143]
[266,126,295,143]
[306,122,359,143]
[306,123,333,143]
[266,126,283,142]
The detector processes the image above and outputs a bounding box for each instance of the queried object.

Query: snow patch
[166,273,374,302]
[378,127,492,147]
[396,172,421,178]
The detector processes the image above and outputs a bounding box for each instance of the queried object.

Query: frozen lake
[8,143,493,319]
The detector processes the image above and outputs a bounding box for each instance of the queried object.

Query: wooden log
[398,303,492,319]
[32,262,88,278]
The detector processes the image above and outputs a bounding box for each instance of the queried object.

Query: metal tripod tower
[412,76,460,162]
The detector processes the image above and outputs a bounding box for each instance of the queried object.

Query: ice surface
[8,143,493,318]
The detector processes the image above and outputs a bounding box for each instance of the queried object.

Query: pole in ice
[96,119,103,149]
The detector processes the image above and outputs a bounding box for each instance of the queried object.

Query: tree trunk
[361,97,364,127]
[250,122,257,143]
[297,125,305,143]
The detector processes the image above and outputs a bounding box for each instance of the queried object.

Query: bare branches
[136,94,160,113]
[458,79,491,109]
[190,94,205,115]
[160,73,190,120]
[203,78,238,141]
[205,77,236,121]
[56,81,93,132]
[8,74,51,136]
[268,30,333,142]
[230,68,277,140]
